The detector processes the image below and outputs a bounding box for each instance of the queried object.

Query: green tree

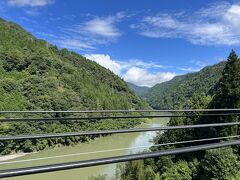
[200,148,240,180]
[206,50,240,136]
[160,161,192,180]
[22,140,36,152]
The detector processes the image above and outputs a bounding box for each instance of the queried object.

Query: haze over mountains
[127,82,149,97]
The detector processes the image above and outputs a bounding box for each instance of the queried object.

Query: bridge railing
[0,109,239,178]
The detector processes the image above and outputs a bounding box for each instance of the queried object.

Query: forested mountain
[118,50,240,180]
[144,62,225,109]
[127,82,149,97]
[0,18,148,154]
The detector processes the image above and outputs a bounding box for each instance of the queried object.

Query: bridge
[0,109,240,178]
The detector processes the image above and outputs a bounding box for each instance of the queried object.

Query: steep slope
[127,82,149,97]
[0,18,148,154]
[145,62,226,109]
[0,18,147,111]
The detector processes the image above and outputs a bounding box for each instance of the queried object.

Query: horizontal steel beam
[0,113,239,122]
[0,140,239,178]
[0,109,240,114]
[1,135,239,166]
[1,121,240,141]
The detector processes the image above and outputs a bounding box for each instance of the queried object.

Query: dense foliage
[144,62,225,109]
[118,50,240,179]
[0,18,148,154]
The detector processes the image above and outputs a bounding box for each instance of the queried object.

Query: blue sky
[0,0,240,87]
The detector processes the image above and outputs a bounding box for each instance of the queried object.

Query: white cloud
[192,60,207,68]
[84,54,175,87]
[123,67,176,87]
[24,9,39,15]
[119,59,165,69]
[131,2,240,46]
[56,13,124,50]
[79,17,121,38]
[56,39,95,50]
[177,67,201,72]
[84,54,122,75]
[177,60,208,72]
[223,4,240,31]
[7,0,54,7]
[37,31,56,38]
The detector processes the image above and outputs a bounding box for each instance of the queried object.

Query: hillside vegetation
[118,50,240,180]
[144,62,225,109]
[0,18,148,154]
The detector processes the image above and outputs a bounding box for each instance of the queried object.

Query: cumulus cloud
[84,54,122,75]
[131,2,240,46]
[7,0,54,7]
[123,67,176,87]
[223,4,240,31]
[84,54,175,87]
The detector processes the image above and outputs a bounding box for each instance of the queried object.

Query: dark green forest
[118,50,240,180]
[141,61,225,109]
[0,18,148,154]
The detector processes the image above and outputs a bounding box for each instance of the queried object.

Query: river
[0,113,170,180]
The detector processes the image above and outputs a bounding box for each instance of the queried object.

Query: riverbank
[0,153,29,162]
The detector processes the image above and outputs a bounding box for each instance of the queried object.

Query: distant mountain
[144,62,226,109]
[127,82,149,97]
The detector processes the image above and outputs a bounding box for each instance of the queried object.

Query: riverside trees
[118,50,240,179]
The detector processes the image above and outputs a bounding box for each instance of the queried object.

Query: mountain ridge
[126,82,149,97]
[129,61,226,109]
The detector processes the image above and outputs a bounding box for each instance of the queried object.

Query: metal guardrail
[0,109,239,178]
[0,109,240,114]
[0,140,240,178]
[0,113,239,122]
[0,121,240,141]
